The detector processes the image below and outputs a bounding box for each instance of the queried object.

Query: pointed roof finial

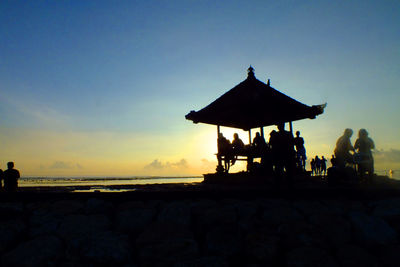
[247,65,255,78]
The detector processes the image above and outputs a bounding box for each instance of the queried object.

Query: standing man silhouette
[4,162,20,192]
[0,166,3,189]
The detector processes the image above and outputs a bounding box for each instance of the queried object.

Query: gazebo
[185,66,326,172]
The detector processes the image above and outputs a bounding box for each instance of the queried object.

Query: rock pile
[0,196,399,266]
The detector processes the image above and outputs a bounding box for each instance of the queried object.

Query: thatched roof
[185,67,326,130]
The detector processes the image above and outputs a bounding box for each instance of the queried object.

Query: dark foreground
[1,175,400,266]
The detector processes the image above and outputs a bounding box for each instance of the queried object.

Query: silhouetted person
[4,162,20,192]
[217,133,232,172]
[0,168,3,189]
[310,158,316,175]
[330,154,337,167]
[231,133,245,165]
[321,156,327,176]
[270,123,295,178]
[354,129,375,178]
[252,132,266,150]
[315,156,321,175]
[294,131,306,170]
[334,128,355,167]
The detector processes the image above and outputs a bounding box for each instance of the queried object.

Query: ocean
[18,176,204,188]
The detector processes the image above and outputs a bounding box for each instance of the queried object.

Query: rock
[236,201,259,231]
[51,200,85,215]
[115,207,157,235]
[157,201,191,226]
[173,256,228,267]
[0,219,27,252]
[193,204,237,231]
[377,245,400,267]
[308,214,351,247]
[348,211,397,246]
[262,206,304,226]
[205,224,243,258]
[58,214,111,241]
[286,247,337,267]
[323,200,366,215]
[279,221,327,250]
[79,231,133,264]
[85,198,114,214]
[0,202,24,220]
[245,228,279,264]
[29,210,62,238]
[336,244,380,267]
[136,222,199,266]
[1,235,63,267]
[293,201,331,217]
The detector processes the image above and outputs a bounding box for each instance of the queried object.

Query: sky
[1,0,399,176]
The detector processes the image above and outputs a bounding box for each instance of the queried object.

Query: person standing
[294,131,307,170]
[0,167,3,189]
[321,156,327,176]
[315,156,321,175]
[4,162,20,192]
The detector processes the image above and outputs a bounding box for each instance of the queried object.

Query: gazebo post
[248,129,252,144]
[216,125,223,173]
[289,121,293,135]
[260,127,264,138]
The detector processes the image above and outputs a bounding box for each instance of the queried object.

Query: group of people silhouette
[217,124,376,182]
[333,128,375,178]
[0,162,21,192]
[217,123,307,177]
[310,155,328,176]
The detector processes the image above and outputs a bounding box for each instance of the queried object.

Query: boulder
[336,244,380,267]
[377,245,400,267]
[293,201,331,217]
[286,247,337,267]
[85,198,114,214]
[157,201,191,226]
[245,228,279,264]
[79,231,133,264]
[262,206,304,226]
[51,200,85,215]
[0,219,27,252]
[136,222,199,266]
[1,235,63,267]
[348,211,397,246]
[308,214,351,247]
[205,224,243,258]
[0,202,24,220]
[115,207,157,235]
[58,214,111,241]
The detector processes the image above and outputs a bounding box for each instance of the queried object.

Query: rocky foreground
[1,186,400,267]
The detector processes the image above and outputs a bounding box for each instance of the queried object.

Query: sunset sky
[1,0,399,176]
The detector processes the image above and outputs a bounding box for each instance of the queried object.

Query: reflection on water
[19,177,204,187]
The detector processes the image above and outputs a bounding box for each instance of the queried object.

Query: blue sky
[1,0,399,176]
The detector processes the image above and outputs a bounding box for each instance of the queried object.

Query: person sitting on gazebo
[217,133,232,172]
[231,133,245,165]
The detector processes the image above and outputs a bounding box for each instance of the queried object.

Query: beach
[1,175,400,266]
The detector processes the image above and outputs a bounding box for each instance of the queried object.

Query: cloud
[144,159,164,170]
[47,161,84,170]
[144,159,189,170]
[201,158,217,169]
[374,149,400,163]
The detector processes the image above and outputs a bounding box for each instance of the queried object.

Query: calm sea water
[19,176,204,188]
